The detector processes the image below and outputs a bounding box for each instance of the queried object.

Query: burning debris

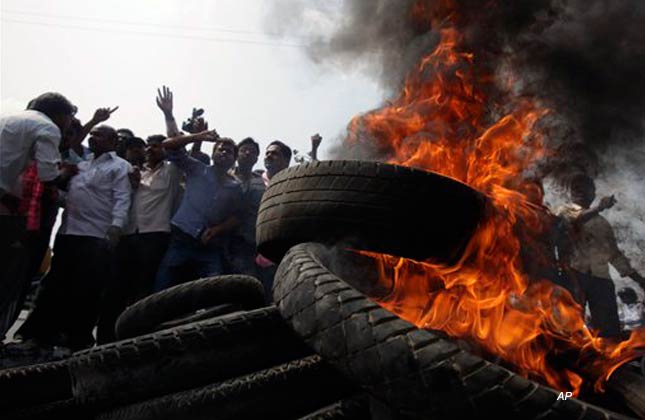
[265,0,645,398]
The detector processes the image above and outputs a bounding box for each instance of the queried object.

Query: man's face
[571,182,595,208]
[212,141,236,170]
[126,146,146,167]
[238,144,259,169]
[264,145,288,174]
[89,128,117,155]
[145,142,165,165]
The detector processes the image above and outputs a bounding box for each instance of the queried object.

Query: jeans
[154,228,225,292]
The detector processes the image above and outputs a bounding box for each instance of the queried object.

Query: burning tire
[95,356,355,420]
[273,242,635,419]
[256,160,486,264]
[115,275,265,340]
[69,308,311,411]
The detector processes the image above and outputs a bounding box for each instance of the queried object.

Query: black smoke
[265,0,645,175]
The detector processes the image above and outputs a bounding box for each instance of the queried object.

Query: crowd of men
[0,89,643,356]
[0,88,321,351]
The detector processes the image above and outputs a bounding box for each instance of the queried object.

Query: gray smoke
[264,0,645,272]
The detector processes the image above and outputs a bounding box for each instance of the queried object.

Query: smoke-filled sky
[0,0,383,159]
[265,0,645,283]
[266,0,645,155]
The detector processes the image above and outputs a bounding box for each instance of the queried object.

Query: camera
[181,107,205,133]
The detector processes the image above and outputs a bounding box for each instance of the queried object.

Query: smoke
[266,0,645,158]
[264,0,645,272]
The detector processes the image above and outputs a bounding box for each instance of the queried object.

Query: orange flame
[348,20,645,394]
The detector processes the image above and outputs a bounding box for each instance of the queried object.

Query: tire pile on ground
[0,161,639,419]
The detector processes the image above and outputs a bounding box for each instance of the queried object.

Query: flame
[347,13,645,394]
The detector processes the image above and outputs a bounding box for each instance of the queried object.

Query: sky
[0,0,384,160]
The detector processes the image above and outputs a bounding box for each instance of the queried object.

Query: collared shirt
[230,167,266,245]
[59,151,132,238]
[124,161,183,234]
[557,203,634,279]
[167,149,242,242]
[0,110,61,200]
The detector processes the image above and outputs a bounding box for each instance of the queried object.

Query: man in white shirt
[96,134,182,343]
[18,125,132,349]
[0,92,76,339]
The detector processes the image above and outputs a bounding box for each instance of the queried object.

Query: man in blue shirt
[154,130,242,291]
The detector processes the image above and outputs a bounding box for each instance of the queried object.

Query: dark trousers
[17,235,112,349]
[0,215,28,339]
[229,239,258,277]
[12,201,59,327]
[154,228,225,292]
[96,232,170,344]
[572,271,621,338]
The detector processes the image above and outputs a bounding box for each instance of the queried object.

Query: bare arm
[572,195,616,226]
[310,133,322,161]
[189,118,208,155]
[162,130,219,150]
[71,107,119,153]
[156,86,181,137]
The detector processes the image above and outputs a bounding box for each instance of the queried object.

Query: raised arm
[156,86,181,137]
[71,107,119,153]
[571,195,616,226]
[162,129,219,150]
[310,133,322,161]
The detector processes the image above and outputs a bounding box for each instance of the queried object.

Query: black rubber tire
[256,160,486,264]
[3,399,87,420]
[0,360,71,410]
[115,275,265,340]
[297,394,371,420]
[273,243,635,419]
[69,307,311,411]
[96,355,356,420]
[153,303,243,331]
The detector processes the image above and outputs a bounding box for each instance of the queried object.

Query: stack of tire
[0,161,638,419]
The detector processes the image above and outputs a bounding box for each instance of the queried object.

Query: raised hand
[597,195,616,212]
[193,117,208,134]
[156,86,174,116]
[92,106,119,123]
[311,133,322,150]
